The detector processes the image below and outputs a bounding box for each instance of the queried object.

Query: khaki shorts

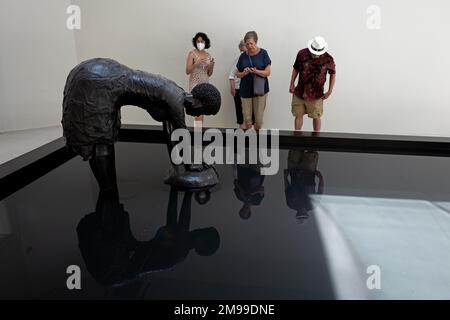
[241,95,267,127]
[291,94,323,119]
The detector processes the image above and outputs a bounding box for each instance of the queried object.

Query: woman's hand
[254,65,271,78]
[207,57,215,76]
[194,57,207,67]
[236,68,251,78]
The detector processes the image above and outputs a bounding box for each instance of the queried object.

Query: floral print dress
[188,50,212,92]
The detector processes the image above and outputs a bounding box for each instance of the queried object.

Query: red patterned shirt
[293,48,336,100]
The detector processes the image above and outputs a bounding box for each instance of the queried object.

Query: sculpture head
[194,189,211,205]
[190,227,221,256]
[184,83,221,117]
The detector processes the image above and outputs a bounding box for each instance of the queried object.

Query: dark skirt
[62,102,121,161]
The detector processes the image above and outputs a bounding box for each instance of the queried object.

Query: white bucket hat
[308,36,328,55]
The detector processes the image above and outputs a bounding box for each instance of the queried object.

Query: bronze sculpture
[62,58,221,191]
[77,187,220,287]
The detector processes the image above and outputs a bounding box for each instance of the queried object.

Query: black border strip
[0,138,76,200]
[1,125,450,201]
[118,125,450,156]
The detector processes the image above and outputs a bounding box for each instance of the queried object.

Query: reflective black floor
[1,141,450,299]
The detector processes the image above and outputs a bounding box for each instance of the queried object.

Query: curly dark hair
[191,83,221,115]
[192,32,211,49]
[191,227,220,256]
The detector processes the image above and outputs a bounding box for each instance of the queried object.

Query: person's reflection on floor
[284,149,324,224]
[233,164,265,220]
[76,187,220,287]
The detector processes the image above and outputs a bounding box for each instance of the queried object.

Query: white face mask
[197,42,205,51]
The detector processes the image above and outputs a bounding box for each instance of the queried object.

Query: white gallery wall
[0,0,77,132]
[71,0,450,136]
[0,0,449,137]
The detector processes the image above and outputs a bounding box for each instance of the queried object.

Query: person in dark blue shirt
[236,31,272,130]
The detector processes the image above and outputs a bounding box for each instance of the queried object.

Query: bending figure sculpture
[62,58,221,192]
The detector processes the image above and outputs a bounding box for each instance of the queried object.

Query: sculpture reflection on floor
[284,149,324,223]
[76,187,220,287]
[62,58,221,191]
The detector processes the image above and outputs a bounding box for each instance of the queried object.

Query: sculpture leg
[163,121,174,158]
[166,187,179,226]
[89,144,118,197]
[178,191,192,231]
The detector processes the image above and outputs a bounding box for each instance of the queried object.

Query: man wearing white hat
[289,36,336,131]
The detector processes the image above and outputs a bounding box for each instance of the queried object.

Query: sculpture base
[164,165,219,191]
